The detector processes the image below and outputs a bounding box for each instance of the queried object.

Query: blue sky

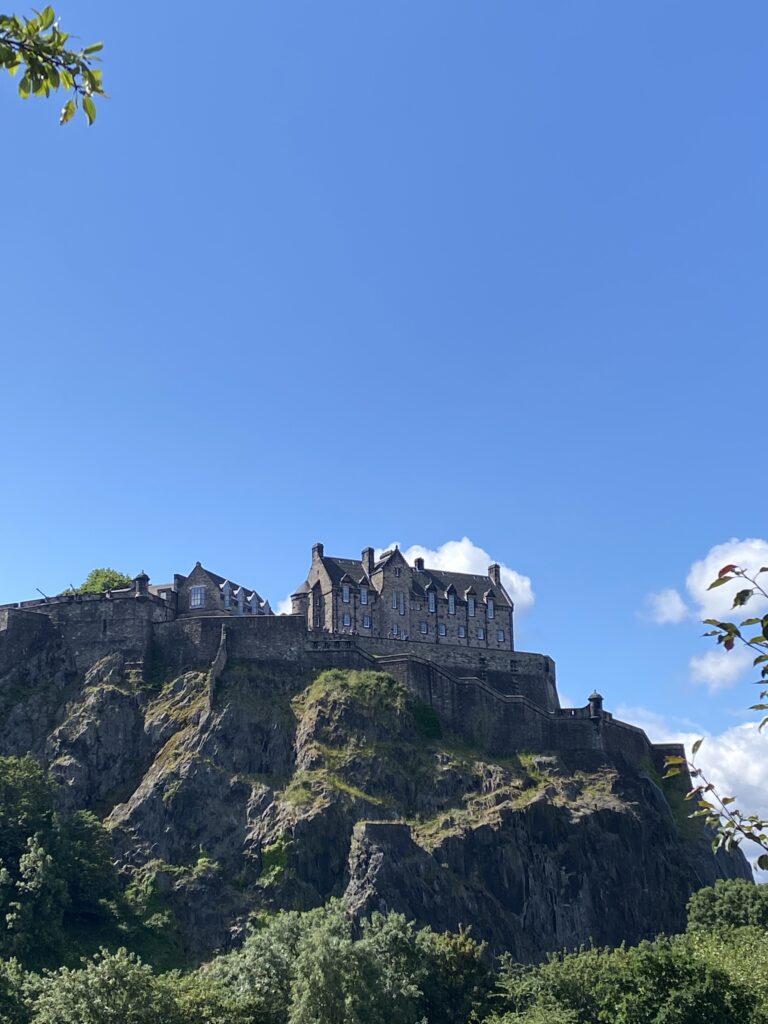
[1,2,767,823]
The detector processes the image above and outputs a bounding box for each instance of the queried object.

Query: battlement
[0,585,674,773]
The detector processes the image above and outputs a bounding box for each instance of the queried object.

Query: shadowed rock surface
[0,627,751,963]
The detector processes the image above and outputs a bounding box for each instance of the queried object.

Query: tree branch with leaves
[0,6,104,124]
[665,563,768,869]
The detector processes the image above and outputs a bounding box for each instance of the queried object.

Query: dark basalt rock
[0,629,752,964]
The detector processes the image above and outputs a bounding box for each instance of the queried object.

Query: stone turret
[133,571,149,599]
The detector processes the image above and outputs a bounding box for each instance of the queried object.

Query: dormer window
[428,591,436,613]
[448,593,456,615]
[342,584,350,604]
[360,587,368,605]
[190,586,205,609]
[488,598,495,620]
[394,567,402,578]
[468,595,476,617]
[222,582,231,610]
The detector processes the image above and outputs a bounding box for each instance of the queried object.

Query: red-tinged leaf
[724,637,735,651]
[719,564,739,577]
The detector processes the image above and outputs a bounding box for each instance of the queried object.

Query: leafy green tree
[0,756,121,969]
[31,948,177,1024]
[687,878,768,932]
[0,958,31,1024]
[73,569,133,594]
[492,938,758,1024]
[0,7,104,123]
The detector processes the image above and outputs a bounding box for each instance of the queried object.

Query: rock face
[0,631,751,963]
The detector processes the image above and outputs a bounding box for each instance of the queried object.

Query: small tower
[133,571,149,599]
[588,690,604,721]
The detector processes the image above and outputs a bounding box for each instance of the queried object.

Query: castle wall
[0,604,672,772]
[306,633,559,711]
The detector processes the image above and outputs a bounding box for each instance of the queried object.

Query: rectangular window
[497,629,505,643]
[399,591,405,615]
[223,588,231,610]
[468,596,476,617]
[428,592,436,613]
[363,615,371,629]
[392,591,398,609]
[342,585,350,603]
[458,625,466,638]
[342,612,351,627]
[360,588,368,605]
[391,625,399,637]
[438,623,446,637]
[314,616,321,628]
[477,627,485,640]
[420,621,428,635]
[394,567,402,577]
[190,586,205,609]
[488,598,495,620]
[448,593,456,615]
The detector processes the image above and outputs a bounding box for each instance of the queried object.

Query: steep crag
[0,620,751,963]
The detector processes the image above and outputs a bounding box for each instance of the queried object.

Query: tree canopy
[0,6,104,124]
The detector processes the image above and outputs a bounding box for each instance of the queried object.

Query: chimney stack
[362,547,375,575]
[488,563,501,585]
[414,557,425,572]
[312,542,324,561]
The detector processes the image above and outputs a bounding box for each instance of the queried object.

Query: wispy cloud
[642,587,689,624]
[689,648,754,693]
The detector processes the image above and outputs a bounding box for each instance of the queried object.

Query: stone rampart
[0,606,675,770]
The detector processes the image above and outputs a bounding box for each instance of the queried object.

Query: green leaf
[663,768,682,779]
[40,6,55,30]
[758,855,768,871]
[721,796,736,805]
[82,94,96,125]
[733,589,754,608]
[18,72,31,98]
[83,42,104,55]
[740,618,761,626]
[59,98,76,125]
[707,576,733,590]
[665,755,686,765]
[754,654,768,666]
[691,737,703,757]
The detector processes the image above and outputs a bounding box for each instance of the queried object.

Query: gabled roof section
[319,556,366,586]
[416,568,511,607]
[185,563,267,606]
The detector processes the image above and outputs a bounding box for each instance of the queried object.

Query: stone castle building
[0,546,688,771]
[291,544,513,650]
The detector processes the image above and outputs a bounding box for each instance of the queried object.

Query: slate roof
[316,555,511,607]
[189,565,269,608]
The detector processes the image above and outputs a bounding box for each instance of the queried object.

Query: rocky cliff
[0,624,751,964]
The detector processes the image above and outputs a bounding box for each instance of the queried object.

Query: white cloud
[689,647,754,693]
[642,588,690,624]
[615,705,768,879]
[377,537,535,613]
[644,537,768,689]
[686,538,768,622]
[276,596,294,615]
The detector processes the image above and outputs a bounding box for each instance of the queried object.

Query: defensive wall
[0,605,683,772]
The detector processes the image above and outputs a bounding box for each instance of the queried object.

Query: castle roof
[316,555,511,606]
